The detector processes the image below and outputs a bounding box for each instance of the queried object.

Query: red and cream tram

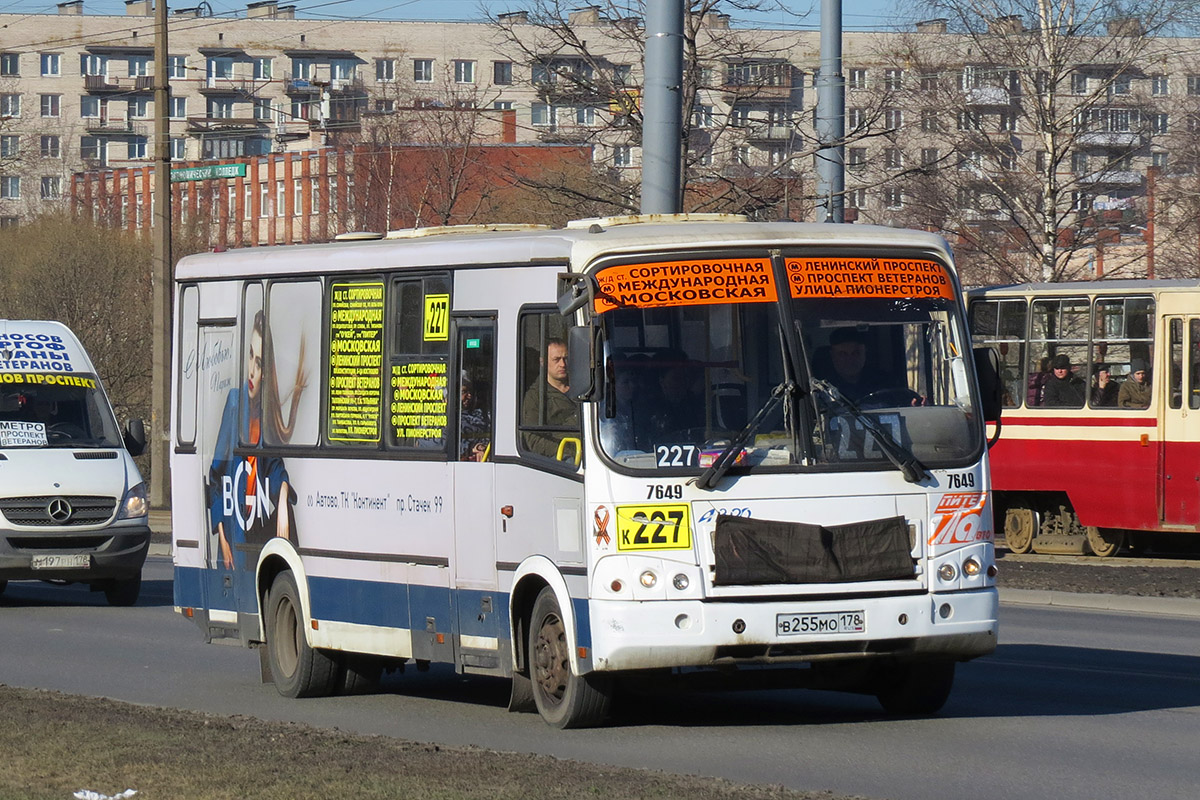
[968,280,1200,557]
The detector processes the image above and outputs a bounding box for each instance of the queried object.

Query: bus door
[450,316,502,667]
[1160,317,1200,526]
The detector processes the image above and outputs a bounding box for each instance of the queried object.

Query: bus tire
[1086,526,1124,558]
[103,574,141,607]
[338,654,383,695]
[529,587,612,728]
[266,571,338,698]
[0,580,7,597]
[875,659,955,716]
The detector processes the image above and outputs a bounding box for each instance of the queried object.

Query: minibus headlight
[639,570,658,588]
[937,563,957,582]
[119,482,149,520]
[962,557,982,577]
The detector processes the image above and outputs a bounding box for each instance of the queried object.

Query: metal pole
[641,0,684,214]
[814,0,844,223]
[150,0,173,508]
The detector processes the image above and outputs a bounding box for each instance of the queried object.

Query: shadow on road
[0,578,175,608]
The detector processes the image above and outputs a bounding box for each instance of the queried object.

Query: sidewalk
[143,509,1200,618]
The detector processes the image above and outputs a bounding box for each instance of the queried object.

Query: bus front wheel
[266,571,338,698]
[528,587,612,728]
[874,659,955,716]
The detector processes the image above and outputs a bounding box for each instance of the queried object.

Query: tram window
[518,308,581,465]
[1029,298,1088,408]
[968,299,1025,408]
[1190,320,1200,410]
[1169,318,1183,410]
[1092,296,1155,410]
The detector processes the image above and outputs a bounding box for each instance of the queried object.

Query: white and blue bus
[171,215,1001,727]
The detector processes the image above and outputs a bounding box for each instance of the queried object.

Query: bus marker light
[183,607,194,618]
[937,564,956,582]
[939,603,953,619]
[311,620,319,630]
[987,564,998,578]
[610,579,623,593]
[1141,434,1149,446]
[672,573,689,590]
[577,647,588,659]
[437,633,445,644]
[640,571,657,588]
[962,558,981,577]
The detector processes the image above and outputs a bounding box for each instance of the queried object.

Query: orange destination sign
[786,257,955,300]
[593,258,777,312]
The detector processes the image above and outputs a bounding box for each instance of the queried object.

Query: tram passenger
[1090,364,1120,407]
[1118,359,1151,408]
[1042,354,1085,407]
[1027,356,1051,407]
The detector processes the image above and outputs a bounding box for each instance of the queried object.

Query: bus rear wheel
[266,571,338,698]
[1086,527,1124,558]
[875,659,955,716]
[1004,507,1036,554]
[528,587,612,728]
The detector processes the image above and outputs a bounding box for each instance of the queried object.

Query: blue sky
[0,0,912,29]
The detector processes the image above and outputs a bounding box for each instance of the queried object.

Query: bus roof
[175,219,955,282]
[967,278,1200,296]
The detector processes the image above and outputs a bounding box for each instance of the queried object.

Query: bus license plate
[776,610,865,636]
[31,554,90,570]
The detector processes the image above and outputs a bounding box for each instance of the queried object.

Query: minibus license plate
[776,610,865,636]
[31,554,90,570]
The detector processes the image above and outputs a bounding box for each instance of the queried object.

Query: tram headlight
[962,557,982,577]
[639,570,658,588]
[937,563,957,582]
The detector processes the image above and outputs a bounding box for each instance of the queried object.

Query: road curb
[1001,588,1200,618]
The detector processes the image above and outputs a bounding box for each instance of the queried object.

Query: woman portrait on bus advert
[207,309,308,570]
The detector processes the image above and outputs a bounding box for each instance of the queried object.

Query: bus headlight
[962,557,982,577]
[639,570,658,588]
[672,573,689,591]
[118,482,149,520]
[937,563,957,582]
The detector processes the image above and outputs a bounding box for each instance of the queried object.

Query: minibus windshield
[0,375,123,448]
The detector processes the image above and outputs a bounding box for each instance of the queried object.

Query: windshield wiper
[810,378,930,484]
[692,380,795,491]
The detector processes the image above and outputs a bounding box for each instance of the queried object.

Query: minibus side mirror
[973,347,1003,424]
[124,418,146,456]
[566,326,601,402]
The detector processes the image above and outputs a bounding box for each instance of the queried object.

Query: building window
[734,145,751,166]
[80,54,107,77]
[847,107,864,130]
[920,72,938,91]
[957,110,981,130]
[693,104,713,128]
[259,182,271,217]
[847,147,866,171]
[883,68,903,91]
[291,57,312,81]
[921,147,939,167]
[40,94,60,118]
[846,187,866,208]
[169,55,187,79]
[493,100,513,111]
[575,105,594,126]
[1189,75,1200,95]
[531,102,553,127]
[998,111,1017,131]
[0,135,18,158]
[1151,75,1168,96]
[0,53,18,77]
[883,186,903,209]
[413,58,433,83]
[80,96,101,118]
[920,109,940,132]
[847,68,866,90]
[493,60,513,85]
[127,136,148,159]
[40,135,60,158]
[253,98,272,120]
[884,108,902,129]
[170,96,187,119]
[1112,74,1131,95]
[40,176,61,200]
[1072,72,1088,94]
[208,57,233,80]
[1,176,20,199]
[127,97,148,119]
[1152,152,1168,168]
[170,137,186,160]
[80,136,104,163]
[0,217,17,227]
[376,58,396,82]
[253,57,272,80]
[40,53,60,77]
[1071,152,1088,174]
[731,105,751,127]
[613,144,632,167]
[208,98,234,119]
[331,59,357,83]
[1152,112,1168,134]
[1,94,20,118]
[884,147,903,170]
[290,99,309,120]
[374,98,395,113]
[453,60,475,84]
[128,56,150,77]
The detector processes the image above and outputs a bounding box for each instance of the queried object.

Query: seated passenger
[1090,364,1119,407]
[1042,354,1085,407]
[1118,359,1151,408]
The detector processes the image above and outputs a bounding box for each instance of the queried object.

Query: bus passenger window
[458,325,494,462]
[518,310,581,464]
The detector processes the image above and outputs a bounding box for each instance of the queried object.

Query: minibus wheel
[529,587,612,728]
[103,574,141,606]
[265,571,338,698]
[875,659,955,716]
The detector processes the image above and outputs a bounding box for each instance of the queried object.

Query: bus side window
[517,308,581,464]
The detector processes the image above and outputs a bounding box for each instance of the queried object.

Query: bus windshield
[0,375,123,448]
[595,257,981,474]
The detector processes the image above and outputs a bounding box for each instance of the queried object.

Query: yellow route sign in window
[615,504,692,551]
[423,293,450,341]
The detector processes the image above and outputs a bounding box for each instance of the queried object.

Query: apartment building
[0,1,1195,262]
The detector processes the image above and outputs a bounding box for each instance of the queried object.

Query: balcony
[186,116,268,133]
[745,123,795,142]
[965,86,1010,106]
[1079,169,1143,187]
[84,75,153,94]
[199,77,260,96]
[722,62,796,102]
[1076,131,1144,149]
[286,78,321,95]
[84,116,146,136]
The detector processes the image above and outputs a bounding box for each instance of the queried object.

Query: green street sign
[170,163,248,183]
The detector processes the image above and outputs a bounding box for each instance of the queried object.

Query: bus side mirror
[124,418,146,456]
[566,326,601,402]
[973,347,1003,423]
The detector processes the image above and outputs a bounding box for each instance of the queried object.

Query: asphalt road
[2,555,1200,800]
